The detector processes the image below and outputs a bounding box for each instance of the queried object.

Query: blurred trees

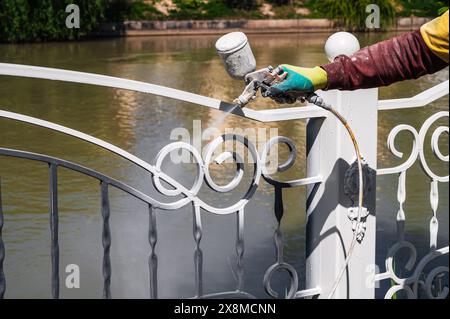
[0,0,446,42]
[0,0,106,42]
[267,0,294,5]
[311,0,396,31]
[222,0,261,10]
[397,0,448,17]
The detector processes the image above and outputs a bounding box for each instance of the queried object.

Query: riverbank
[99,17,431,37]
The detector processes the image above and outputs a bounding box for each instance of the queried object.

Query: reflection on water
[0,33,448,298]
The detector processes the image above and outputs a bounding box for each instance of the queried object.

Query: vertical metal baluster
[192,203,203,298]
[49,164,59,299]
[0,178,5,299]
[264,185,299,299]
[274,186,284,264]
[100,181,112,299]
[396,171,406,243]
[148,204,158,299]
[393,171,407,282]
[235,208,245,292]
[429,179,439,251]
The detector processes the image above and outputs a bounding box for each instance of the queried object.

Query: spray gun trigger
[236,65,291,106]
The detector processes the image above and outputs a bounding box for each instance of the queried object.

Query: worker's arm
[270,10,448,97]
[324,10,448,90]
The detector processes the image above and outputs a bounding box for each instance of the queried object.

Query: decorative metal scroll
[1,98,447,299]
[0,110,323,299]
[376,111,449,299]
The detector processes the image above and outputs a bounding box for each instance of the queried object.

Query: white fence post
[305,35,378,299]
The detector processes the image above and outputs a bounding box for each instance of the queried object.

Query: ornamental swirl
[375,111,449,299]
[153,134,262,214]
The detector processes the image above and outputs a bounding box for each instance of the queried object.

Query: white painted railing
[378,80,449,110]
[0,35,448,299]
[305,78,449,299]
[0,62,328,122]
[374,90,448,299]
[0,62,327,299]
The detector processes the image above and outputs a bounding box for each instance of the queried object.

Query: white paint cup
[215,32,256,80]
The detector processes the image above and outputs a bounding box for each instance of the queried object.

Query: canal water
[0,33,448,298]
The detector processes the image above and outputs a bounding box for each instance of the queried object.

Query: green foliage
[0,0,106,42]
[104,0,162,21]
[438,6,448,15]
[222,0,260,10]
[169,0,233,19]
[397,0,449,17]
[271,4,301,18]
[3,0,447,43]
[310,0,396,31]
[0,0,169,42]
[267,0,294,5]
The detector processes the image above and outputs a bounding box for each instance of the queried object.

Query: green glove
[270,64,328,96]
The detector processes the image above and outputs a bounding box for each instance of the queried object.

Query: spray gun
[233,65,287,106]
[216,32,366,299]
[215,32,329,109]
[215,32,278,106]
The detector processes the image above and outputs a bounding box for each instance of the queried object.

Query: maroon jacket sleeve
[321,30,448,91]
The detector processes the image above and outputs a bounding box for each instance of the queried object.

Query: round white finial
[324,32,360,62]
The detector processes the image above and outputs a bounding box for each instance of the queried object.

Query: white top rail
[0,62,327,122]
[378,80,449,110]
[2,63,447,120]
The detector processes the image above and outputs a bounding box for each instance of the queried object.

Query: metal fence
[0,37,448,299]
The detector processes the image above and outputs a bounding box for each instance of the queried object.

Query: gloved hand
[267,64,328,103]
